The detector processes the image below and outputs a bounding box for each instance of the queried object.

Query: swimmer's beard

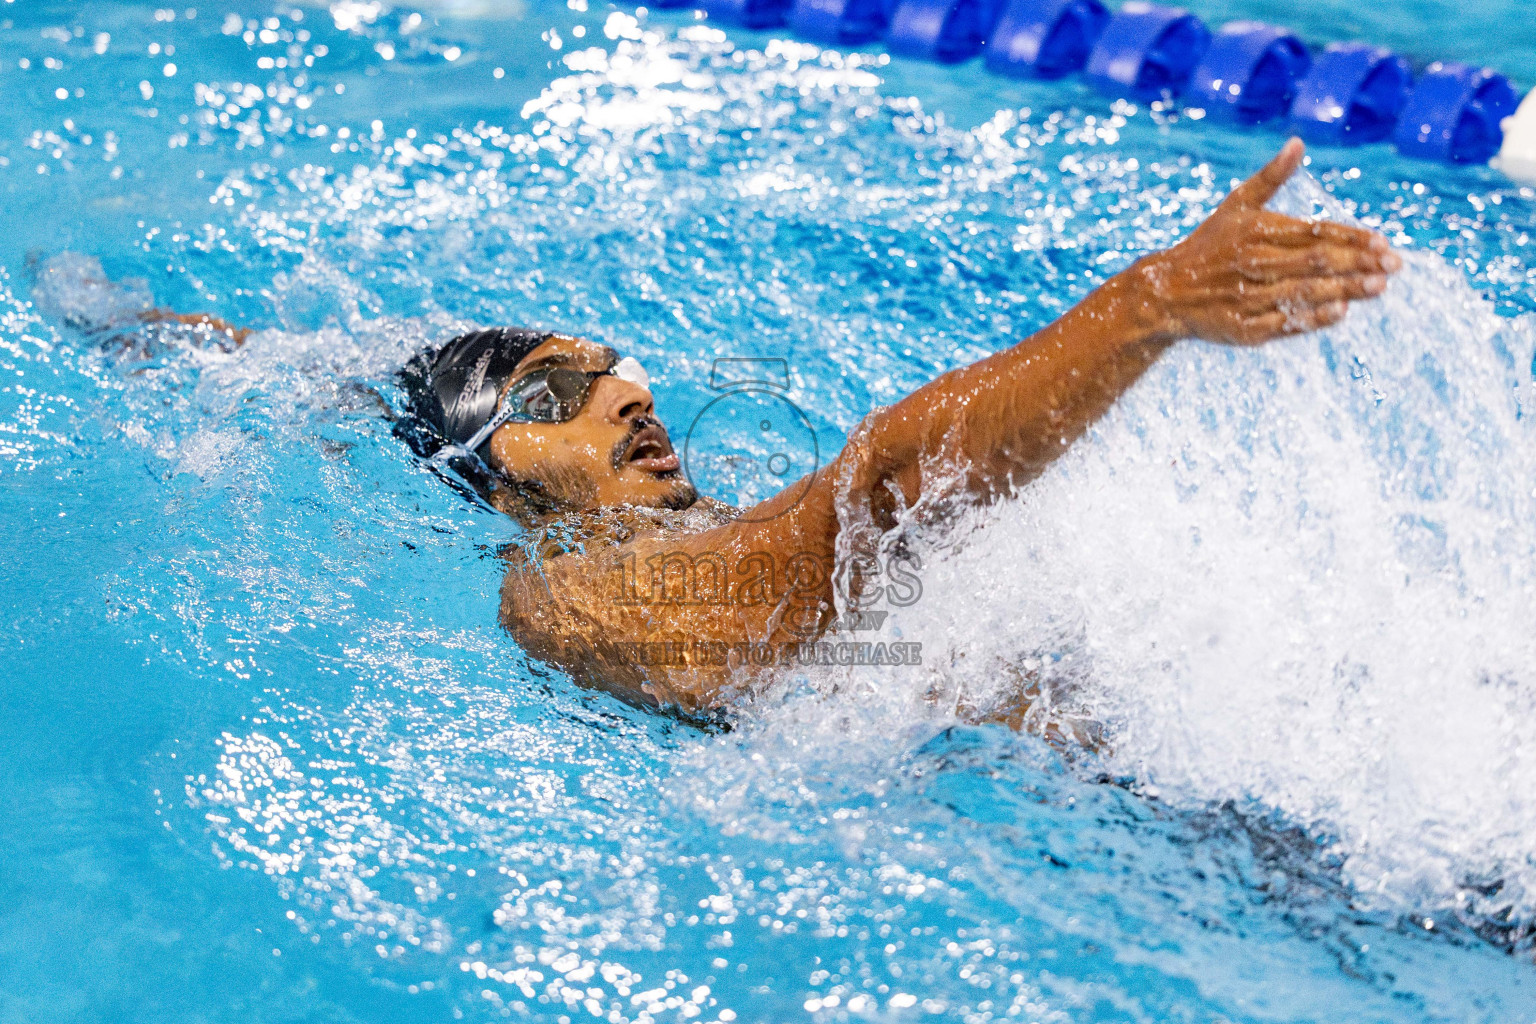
[655,477,699,511]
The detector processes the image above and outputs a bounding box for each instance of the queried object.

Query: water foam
[122,20,1536,950]
[850,175,1536,943]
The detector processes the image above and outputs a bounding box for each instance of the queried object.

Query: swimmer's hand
[1132,137,1402,345]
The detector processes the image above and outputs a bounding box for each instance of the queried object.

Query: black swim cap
[396,327,553,458]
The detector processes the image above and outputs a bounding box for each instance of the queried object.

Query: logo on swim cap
[451,347,496,426]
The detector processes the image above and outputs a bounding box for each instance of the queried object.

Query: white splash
[874,173,1536,931]
[28,252,151,332]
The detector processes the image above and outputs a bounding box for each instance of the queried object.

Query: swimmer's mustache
[610,416,668,471]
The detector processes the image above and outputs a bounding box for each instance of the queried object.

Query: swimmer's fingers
[1229,301,1349,344]
[1238,242,1403,283]
[1224,137,1306,210]
[1154,146,1400,347]
[1250,212,1387,251]
[1235,274,1389,315]
[1172,271,1389,310]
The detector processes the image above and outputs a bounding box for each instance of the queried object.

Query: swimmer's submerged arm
[827,138,1402,518]
[138,308,253,346]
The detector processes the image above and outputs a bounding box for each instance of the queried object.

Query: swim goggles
[433,350,652,471]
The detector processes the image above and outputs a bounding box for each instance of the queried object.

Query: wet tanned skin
[494,140,1403,719]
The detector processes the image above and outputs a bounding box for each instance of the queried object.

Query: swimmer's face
[484,335,697,511]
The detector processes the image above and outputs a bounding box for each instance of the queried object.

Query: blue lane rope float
[791,0,897,43]
[1393,61,1520,163]
[1083,2,1210,102]
[985,0,1108,80]
[1186,20,1309,123]
[885,0,1007,63]
[1288,42,1413,145]
[634,0,1533,168]
[699,0,793,29]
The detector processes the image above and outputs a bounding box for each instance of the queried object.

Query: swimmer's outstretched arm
[613,142,1401,614]
[820,138,1400,521]
[533,141,1402,713]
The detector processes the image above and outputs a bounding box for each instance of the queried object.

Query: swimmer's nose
[594,374,655,425]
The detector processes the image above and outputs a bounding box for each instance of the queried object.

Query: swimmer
[46,139,1402,731]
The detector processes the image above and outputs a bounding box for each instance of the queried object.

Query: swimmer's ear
[1225,137,1305,210]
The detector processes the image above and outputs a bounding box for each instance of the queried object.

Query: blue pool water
[4,1,1536,1021]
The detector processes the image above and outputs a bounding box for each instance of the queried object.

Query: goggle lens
[509,354,651,424]
[545,367,591,405]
